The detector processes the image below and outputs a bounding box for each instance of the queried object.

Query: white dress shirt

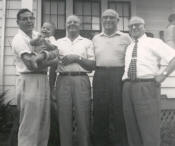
[55,35,95,72]
[122,34,175,80]
[12,29,38,74]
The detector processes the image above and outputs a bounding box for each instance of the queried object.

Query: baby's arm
[30,34,43,46]
[43,39,57,51]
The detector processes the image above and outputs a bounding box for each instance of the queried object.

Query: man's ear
[16,20,19,25]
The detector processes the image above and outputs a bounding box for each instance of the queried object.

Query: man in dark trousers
[122,16,175,146]
[92,9,131,146]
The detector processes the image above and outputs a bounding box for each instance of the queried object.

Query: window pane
[83,24,91,30]
[108,2,116,10]
[43,1,50,14]
[50,14,57,24]
[116,4,123,16]
[74,2,82,15]
[123,4,129,17]
[108,1,130,31]
[42,0,65,30]
[92,17,99,24]
[92,2,99,16]
[74,0,101,31]
[43,14,50,22]
[57,15,65,29]
[118,18,123,31]
[50,1,57,14]
[58,1,65,15]
[83,2,91,15]
[92,24,100,30]
[83,16,91,23]
[124,17,129,31]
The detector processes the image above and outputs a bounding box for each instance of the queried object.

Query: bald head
[66,15,81,39]
[129,16,145,26]
[128,16,145,39]
[66,15,80,24]
[102,9,119,20]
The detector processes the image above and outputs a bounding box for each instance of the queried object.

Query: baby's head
[41,22,56,37]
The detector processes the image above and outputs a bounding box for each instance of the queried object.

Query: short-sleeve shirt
[54,35,95,73]
[12,29,38,74]
[92,31,131,67]
[122,34,175,80]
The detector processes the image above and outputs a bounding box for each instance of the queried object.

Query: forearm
[156,57,175,83]
[162,57,175,76]
[21,53,37,70]
[35,49,59,63]
[76,57,96,71]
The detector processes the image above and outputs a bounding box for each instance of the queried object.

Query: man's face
[41,23,54,37]
[17,11,35,34]
[102,12,119,32]
[66,16,80,35]
[129,23,145,39]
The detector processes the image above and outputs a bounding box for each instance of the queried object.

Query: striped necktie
[128,39,138,80]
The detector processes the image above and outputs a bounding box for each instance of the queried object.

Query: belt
[96,66,124,70]
[59,72,87,76]
[123,78,155,82]
[21,71,47,74]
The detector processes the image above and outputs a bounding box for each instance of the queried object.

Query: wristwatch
[162,71,168,76]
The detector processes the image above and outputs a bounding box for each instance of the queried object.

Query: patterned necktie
[128,39,138,80]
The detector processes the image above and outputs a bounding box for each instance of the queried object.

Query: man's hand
[22,53,38,70]
[35,52,47,63]
[62,55,79,65]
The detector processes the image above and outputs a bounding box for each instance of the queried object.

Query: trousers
[16,74,50,146]
[93,67,128,146]
[123,80,160,146]
[55,75,91,146]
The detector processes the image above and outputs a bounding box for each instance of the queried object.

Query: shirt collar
[63,35,83,42]
[100,31,121,37]
[18,29,38,39]
[131,34,147,43]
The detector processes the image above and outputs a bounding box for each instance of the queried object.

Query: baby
[30,22,57,53]
[30,22,59,70]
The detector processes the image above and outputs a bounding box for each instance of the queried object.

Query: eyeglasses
[19,16,35,22]
[128,23,144,28]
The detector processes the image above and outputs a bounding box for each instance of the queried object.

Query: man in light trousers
[12,8,50,146]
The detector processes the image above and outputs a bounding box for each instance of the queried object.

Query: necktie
[128,40,138,80]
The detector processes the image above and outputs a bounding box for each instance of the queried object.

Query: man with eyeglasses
[12,8,50,146]
[92,9,131,146]
[122,16,175,146]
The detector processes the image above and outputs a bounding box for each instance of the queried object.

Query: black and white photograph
[1,0,175,146]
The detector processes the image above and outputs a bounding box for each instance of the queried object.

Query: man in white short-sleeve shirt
[12,8,50,146]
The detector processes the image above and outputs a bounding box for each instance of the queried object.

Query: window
[73,0,101,39]
[42,0,66,38]
[108,1,131,32]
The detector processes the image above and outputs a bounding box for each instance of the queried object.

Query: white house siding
[1,0,21,103]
